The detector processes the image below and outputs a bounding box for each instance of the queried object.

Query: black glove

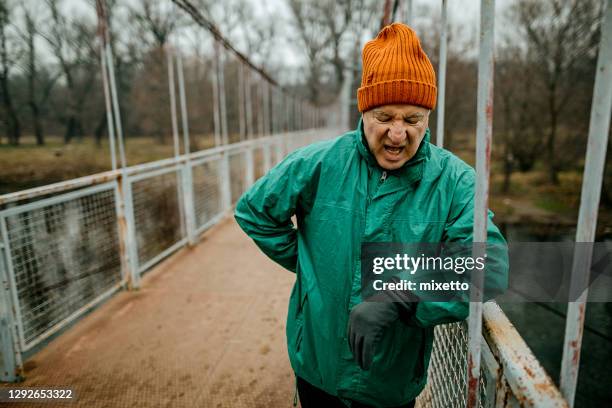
[348,280,419,370]
[348,301,399,370]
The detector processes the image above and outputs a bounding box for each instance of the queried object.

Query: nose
[387,121,407,144]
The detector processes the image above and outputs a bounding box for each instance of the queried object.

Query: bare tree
[232,0,280,71]
[287,0,379,104]
[495,45,544,192]
[126,0,186,144]
[15,6,61,145]
[130,0,181,50]
[43,0,99,143]
[93,0,143,147]
[0,0,21,145]
[287,0,330,103]
[512,0,604,184]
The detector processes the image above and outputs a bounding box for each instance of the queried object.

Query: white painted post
[467,1,495,407]
[437,0,448,147]
[560,1,612,406]
[219,47,229,145]
[212,42,222,147]
[245,148,254,188]
[0,235,22,381]
[176,53,197,246]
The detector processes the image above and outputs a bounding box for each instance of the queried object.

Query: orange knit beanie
[358,23,437,112]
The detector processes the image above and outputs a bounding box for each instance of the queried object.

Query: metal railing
[417,304,568,408]
[0,128,340,380]
[415,0,612,406]
[0,1,610,408]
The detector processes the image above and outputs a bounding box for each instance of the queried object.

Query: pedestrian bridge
[1,0,611,406]
[0,130,569,407]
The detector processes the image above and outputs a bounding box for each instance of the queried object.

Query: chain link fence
[191,156,224,233]
[1,183,123,351]
[130,167,186,273]
[417,322,488,408]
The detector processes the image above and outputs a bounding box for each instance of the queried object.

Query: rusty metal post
[263,80,270,135]
[0,233,22,381]
[100,46,117,170]
[293,96,298,134]
[285,91,290,133]
[263,142,271,174]
[560,1,612,406]
[177,53,190,157]
[257,75,264,137]
[95,0,117,170]
[105,45,126,168]
[167,48,180,160]
[467,1,495,407]
[212,41,222,147]
[270,85,277,135]
[238,62,246,141]
[219,47,229,145]
[245,68,254,139]
[166,48,187,240]
[176,53,197,246]
[436,0,448,147]
[96,0,137,291]
[116,175,140,289]
[245,148,254,190]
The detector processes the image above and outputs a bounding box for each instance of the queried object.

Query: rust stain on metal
[483,304,569,407]
[570,303,586,366]
[0,170,120,206]
[466,353,479,408]
[115,174,132,290]
[534,380,560,398]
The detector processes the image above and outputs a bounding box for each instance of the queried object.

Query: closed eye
[404,115,423,125]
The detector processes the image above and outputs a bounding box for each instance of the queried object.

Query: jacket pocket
[295,291,308,351]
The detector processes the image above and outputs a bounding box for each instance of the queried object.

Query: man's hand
[347,301,400,370]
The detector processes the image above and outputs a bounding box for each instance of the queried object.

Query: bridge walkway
[3,217,295,407]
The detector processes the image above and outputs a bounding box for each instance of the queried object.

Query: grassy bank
[0,135,215,195]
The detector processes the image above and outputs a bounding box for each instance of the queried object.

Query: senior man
[235,23,507,408]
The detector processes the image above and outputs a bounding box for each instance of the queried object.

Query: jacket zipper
[380,171,387,183]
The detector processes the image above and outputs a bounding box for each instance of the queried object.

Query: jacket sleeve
[404,168,509,328]
[234,149,318,272]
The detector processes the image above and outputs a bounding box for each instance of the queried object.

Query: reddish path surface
[3,217,296,407]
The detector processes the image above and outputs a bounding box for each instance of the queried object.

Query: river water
[497,223,612,407]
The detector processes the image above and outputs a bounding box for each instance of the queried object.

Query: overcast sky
[244,0,517,70]
[20,0,519,84]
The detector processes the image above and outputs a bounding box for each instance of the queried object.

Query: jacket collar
[355,116,430,186]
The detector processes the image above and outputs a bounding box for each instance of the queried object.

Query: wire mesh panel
[253,146,265,180]
[192,158,223,231]
[417,321,488,408]
[229,151,246,204]
[1,184,122,350]
[130,169,185,271]
[270,142,279,167]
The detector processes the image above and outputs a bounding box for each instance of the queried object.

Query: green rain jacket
[235,120,508,407]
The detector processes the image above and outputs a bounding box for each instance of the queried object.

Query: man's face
[362,104,430,170]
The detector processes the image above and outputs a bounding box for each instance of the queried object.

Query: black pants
[297,376,416,408]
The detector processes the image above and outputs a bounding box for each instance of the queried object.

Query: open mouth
[383,145,404,154]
